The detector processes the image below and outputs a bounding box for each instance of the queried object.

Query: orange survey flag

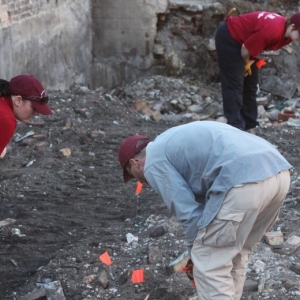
[132,269,144,283]
[99,251,112,265]
[135,181,143,195]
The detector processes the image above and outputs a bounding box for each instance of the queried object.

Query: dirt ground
[1,78,300,300]
[2,1,300,299]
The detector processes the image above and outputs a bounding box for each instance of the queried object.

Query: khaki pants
[191,170,290,300]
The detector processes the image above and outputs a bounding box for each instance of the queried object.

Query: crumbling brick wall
[0,0,91,90]
[0,0,66,26]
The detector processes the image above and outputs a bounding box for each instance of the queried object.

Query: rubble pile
[122,75,222,122]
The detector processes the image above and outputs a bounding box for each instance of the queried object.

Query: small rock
[83,274,97,284]
[148,245,162,265]
[149,223,168,238]
[98,270,109,289]
[187,104,202,114]
[0,218,16,227]
[118,270,130,286]
[284,279,300,290]
[19,138,35,146]
[243,279,259,292]
[276,235,300,255]
[290,262,300,275]
[291,186,300,197]
[265,231,284,246]
[35,142,48,151]
[59,148,71,157]
[252,260,266,273]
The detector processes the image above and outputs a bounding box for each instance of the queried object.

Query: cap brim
[123,168,133,183]
[31,101,53,115]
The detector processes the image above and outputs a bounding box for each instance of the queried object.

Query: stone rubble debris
[276,236,300,255]
[265,231,284,246]
[14,130,35,142]
[18,280,66,300]
[120,75,300,130]
[0,218,16,227]
[126,232,139,244]
[59,148,72,157]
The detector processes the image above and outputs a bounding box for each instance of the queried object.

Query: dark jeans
[215,22,259,131]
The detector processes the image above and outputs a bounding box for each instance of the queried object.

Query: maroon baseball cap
[118,135,151,183]
[9,75,52,115]
[290,12,300,34]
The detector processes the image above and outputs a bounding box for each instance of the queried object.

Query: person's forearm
[241,44,250,62]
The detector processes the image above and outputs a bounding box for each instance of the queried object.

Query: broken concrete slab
[276,236,300,255]
[18,287,46,300]
[0,218,16,227]
[260,76,297,99]
[19,280,66,300]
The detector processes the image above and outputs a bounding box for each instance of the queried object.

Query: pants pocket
[197,209,245,248]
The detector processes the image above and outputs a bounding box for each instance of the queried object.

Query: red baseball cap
[118,135,151,183]
[9,75,52,115]
[290,12,300,34]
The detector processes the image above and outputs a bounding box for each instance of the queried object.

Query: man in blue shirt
[118,121,291,300]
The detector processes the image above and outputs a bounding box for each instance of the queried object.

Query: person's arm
[0,117,16,154]
[241,44,255,76]
[241,44,250,61]
[145,161,205,254]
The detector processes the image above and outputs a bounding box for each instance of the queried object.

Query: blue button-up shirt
[144,121,291,252]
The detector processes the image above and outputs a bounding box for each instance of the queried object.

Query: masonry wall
[0,0,225,90]
[0,0,91,90]
[90,0,168,89]
[0,0,169,90]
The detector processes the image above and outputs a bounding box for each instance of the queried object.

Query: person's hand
[244,61,252,76]
[182,258,195,287]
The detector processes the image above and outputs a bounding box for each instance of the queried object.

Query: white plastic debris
[126,233,138,244]
[15,130,35,142]
[287,118,300,127]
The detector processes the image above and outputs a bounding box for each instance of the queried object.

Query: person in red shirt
[0,74,52,157]
[215,11,300,131]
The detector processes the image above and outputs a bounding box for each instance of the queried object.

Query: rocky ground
[1,75,300,300]
[2,1,300,299]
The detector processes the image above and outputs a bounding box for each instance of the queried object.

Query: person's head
[0,74,52,122]
[118,135,151,183]
[286,12,300,42]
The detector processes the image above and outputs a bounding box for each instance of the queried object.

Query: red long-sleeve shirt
[0,97,16,154]
[227,11,292,58]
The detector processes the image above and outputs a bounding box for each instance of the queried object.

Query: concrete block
[265,231,284,246]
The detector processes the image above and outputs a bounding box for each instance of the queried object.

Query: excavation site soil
[2,1,300,299]
[1,77,300,300]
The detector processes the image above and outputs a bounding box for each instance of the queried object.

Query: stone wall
[0,0,68,25]
[90,0,168,89]
[0,0,223,90]
[0,0,91,90]
[2,0,297,91]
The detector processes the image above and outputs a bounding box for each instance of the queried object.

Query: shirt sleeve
[0,116,16,154]
[145,161,205,254]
